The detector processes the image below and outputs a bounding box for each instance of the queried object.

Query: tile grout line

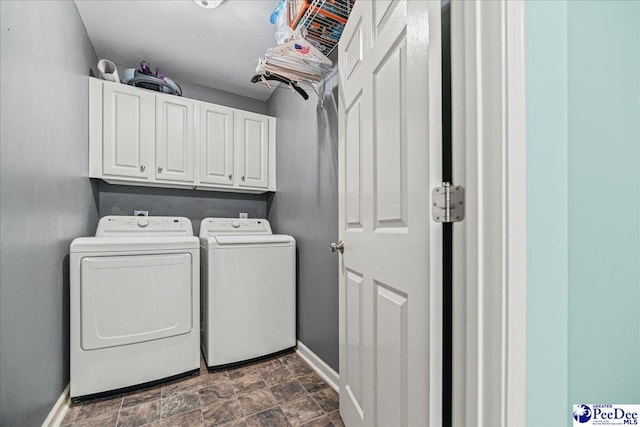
[286,373,326,427]
[226,371,246,424]
[114,395,123,427]
[254,355,314,426]
[69,403,81,425]
[280,356,315,426]
[261,362,295,425]
[227,365,251,422]
[239,358,281,421]
[305,413,337,427]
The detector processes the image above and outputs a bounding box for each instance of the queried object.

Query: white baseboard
[296,340,339,393]
[42,383,70,427]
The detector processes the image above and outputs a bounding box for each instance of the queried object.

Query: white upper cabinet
[155,94,195,184]
[101,81,154,180]
[235,111,270,190]
[89,77,276,193]
[198,103,235,188]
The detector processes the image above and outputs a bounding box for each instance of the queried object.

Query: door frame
[450,1,527,426]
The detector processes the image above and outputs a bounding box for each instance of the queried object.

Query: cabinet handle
[140,165,146,172]
[157,167,163,173]
[228,174,232,180]
[241,176,245,181]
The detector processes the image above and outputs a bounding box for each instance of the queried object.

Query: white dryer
[200,218,295,369]
[70,216,200,401]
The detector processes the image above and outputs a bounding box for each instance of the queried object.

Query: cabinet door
[235,111,269,190]
[155,94,195,183]
[198,103,234,187]
[102,82,154,179]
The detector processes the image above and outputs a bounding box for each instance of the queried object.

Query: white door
[102,81,154,179]
[155,94,195,183]
[198,103,235,187]
[338,1,443,426]
[235,111,269,190]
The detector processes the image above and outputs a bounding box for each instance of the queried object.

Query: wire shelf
[289,0,354,55]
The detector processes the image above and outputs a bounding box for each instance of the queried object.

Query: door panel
[236,111,269,189]
[375,282,408,427]
[102,82,154,179]
[80,253,193,350]
[373,0,396,37]
[344,15,365,81]
[345,269,364,415]
[156,95,194,183]
[339,1,442,426]
[345,93,363,230]
[199,103,234,187]
[373,33,408,230]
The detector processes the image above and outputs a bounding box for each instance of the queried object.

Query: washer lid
[208,235,294,246]
[71,236,200,253]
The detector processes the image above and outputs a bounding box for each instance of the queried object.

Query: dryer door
[80,253,193,350]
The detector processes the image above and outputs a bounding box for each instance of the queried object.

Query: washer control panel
[96,216,194,236]
[200,218,272,236]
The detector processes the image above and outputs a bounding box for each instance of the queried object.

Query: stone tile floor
[61,351,344,427]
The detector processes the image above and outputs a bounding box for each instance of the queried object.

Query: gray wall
[99,182,268,235]
[0,2,99,426]
[266,74,340,371]
[181,81,267,115]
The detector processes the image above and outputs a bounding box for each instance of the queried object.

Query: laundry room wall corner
[0,1,99,425]
[266,71,340,372]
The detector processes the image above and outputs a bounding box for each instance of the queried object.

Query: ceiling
[74,0,279,101]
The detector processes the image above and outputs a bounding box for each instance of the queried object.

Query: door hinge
[432,182,465,223]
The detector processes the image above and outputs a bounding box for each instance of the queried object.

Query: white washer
[200,218,295,369]
[70,216,200,401]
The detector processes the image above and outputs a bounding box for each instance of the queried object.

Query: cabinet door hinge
[432,182,465,223]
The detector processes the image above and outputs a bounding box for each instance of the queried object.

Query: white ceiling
[74,0,279,101]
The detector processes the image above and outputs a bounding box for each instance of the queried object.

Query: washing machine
[200,218,295,369]
[70,216,200,401]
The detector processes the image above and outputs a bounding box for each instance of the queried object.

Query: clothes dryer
[70,216,200,401]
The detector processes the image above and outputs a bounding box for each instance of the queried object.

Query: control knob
[137,218,150,228]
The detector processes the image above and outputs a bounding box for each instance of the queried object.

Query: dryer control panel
[200,218,272,237]
[96,216,194,236]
